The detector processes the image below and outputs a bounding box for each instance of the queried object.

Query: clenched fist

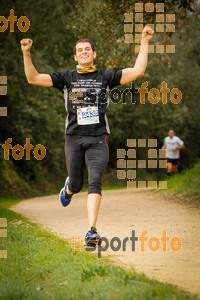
[142,25,154,42]
[20,38,33,53]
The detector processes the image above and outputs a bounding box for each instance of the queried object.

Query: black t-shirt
[49,69,122,136]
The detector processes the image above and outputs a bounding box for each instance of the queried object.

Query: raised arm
[20,38,53,87]
[120,25,154,85]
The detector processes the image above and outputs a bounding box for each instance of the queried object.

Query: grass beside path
[165,161,200,202]
[0,199,199,300]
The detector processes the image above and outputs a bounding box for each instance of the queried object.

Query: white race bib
[77,106,99,125]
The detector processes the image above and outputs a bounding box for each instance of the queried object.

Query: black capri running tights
[65,134,109,196]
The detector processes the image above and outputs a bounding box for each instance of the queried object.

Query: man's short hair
[169,129,175,132]
[73,39,95,54]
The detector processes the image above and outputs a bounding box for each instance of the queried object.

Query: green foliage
[0,0,199,197]
[166,161,200,201]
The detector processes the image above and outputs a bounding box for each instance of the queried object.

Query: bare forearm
[177,145,184,150]
[22,51,39,83]
[133,39,149,75]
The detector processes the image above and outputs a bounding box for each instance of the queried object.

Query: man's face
[168,130,175,138]
[74,42,96,67]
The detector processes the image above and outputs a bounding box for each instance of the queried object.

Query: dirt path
[11,189,200,297]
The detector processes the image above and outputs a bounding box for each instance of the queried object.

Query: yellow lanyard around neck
[76,65,97,74]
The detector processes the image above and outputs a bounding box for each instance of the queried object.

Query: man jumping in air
[162,129,184,176]
[20,25,154,247]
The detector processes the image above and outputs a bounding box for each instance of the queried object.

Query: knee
[88,174,102,195]
[69,180,83,194]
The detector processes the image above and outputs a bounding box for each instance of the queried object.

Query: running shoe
[84,226,102,247]
[59,177,73,207]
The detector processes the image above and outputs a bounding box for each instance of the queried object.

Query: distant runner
[162,129,184,176]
